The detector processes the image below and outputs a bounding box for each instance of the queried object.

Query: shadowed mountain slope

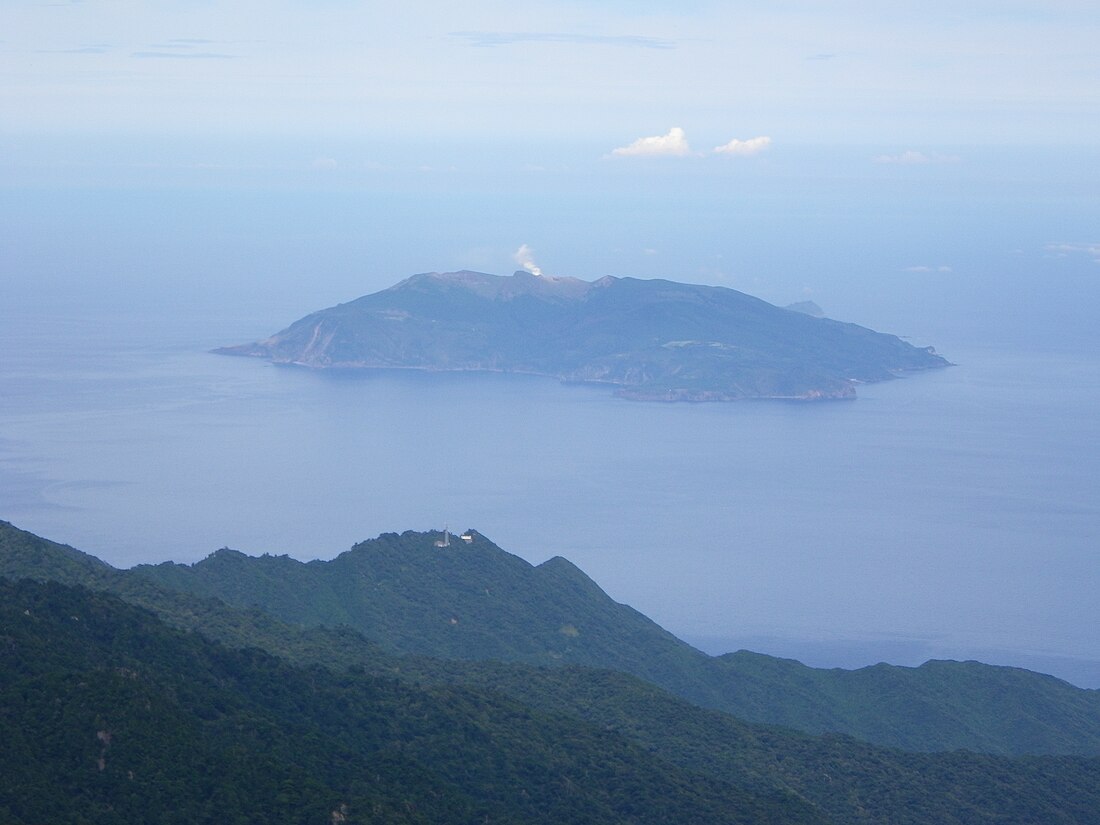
[0,578,822,825]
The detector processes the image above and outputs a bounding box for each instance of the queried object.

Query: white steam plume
[513,243,543,277]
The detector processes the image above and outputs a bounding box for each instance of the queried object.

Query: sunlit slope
[216,270,949,399]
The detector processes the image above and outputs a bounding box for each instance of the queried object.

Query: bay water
[1,302,1097,687]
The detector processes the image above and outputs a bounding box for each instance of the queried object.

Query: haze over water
[3,1,1099,687]
[2,215,1098,686]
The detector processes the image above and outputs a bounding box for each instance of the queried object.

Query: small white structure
[460,532,474,543]
[434,527,451,548]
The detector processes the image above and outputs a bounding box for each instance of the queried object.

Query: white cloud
[610,127,693,158]
[903,265,953,273]
[311,157,338,170]
[873,150,961,165]
[713,135,771,156]
[1045,242,1100,263]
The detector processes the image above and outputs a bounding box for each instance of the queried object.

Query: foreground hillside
[0,578,819,825]
[4,520,1100,824]
[215,270,948,400]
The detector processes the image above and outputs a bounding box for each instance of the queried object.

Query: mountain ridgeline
[5,521,1098,758]
[215,270,949,400]
[128,528,1100,757]
[5,520,1100,824]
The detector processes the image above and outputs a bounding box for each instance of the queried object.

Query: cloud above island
[903,264,953,273]
[610,127,694,158]
[611,128,772,159]
[713,135,771,156]
[1045,242,1100,264]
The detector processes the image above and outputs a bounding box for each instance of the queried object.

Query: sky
[4,0,1099,144]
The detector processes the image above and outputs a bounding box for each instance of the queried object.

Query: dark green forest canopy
[5,520,1100,824]
[4,519,1100,758]
[0,578,824,825]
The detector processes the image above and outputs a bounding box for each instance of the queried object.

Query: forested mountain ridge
[129,526,1100,756]
[4,520,1099,758]
[6,520,1100,824]
[215,270,948,400]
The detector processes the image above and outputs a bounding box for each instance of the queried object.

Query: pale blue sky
[4,1,1098,144]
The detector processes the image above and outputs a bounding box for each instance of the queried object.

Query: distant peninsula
[216,270,949,400]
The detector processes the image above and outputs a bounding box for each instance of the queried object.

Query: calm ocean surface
[2,305,1098,687]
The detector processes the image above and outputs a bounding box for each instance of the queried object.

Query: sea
[2,297,1098,688]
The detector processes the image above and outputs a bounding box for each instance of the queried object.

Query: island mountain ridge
[216,270,949,400]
